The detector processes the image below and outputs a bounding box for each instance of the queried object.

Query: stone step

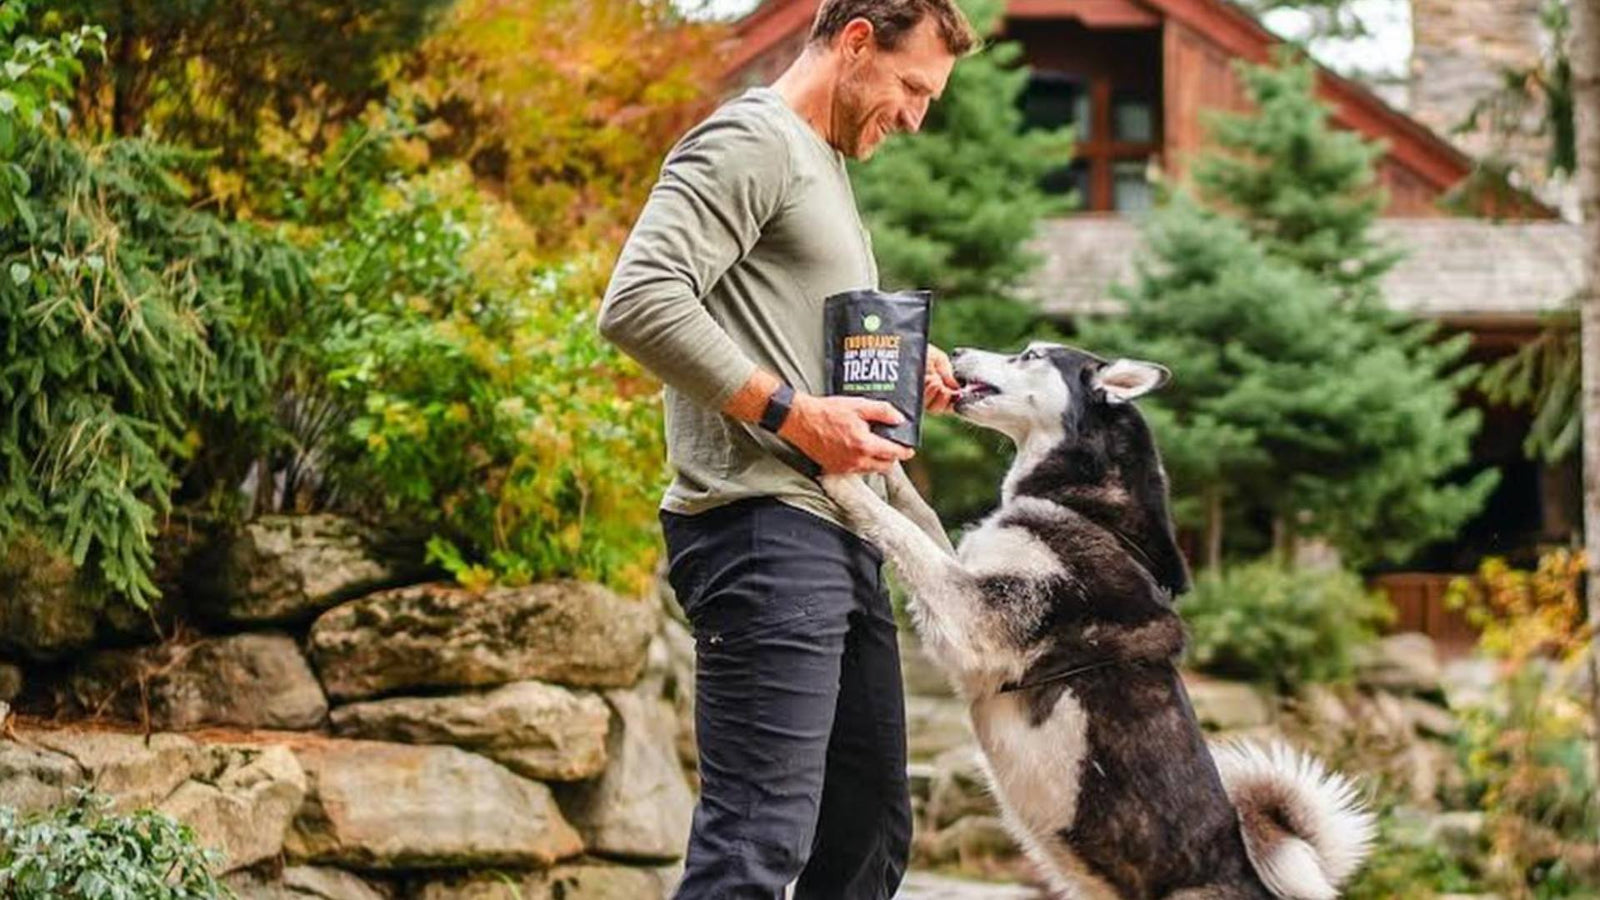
[895,870,1041,899]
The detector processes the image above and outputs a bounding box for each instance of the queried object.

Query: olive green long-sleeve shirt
[598,86,892,536]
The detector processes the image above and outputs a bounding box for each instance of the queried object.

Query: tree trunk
[111,0,142,138]
[1571,0,1600,820]
[1206,486,1223,571]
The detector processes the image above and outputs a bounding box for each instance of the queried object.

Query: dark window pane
[1020,71,1091,142]
[1041,158,1090,206]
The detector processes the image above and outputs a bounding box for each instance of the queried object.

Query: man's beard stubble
[834,66,876,159]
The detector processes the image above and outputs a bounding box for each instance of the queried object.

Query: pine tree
[1193,52,1401,315]
[1077,52,1496,569]
[850,0,1074,524]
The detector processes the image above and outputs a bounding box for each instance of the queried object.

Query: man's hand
[924,344,960,414]
[779,393,915,475]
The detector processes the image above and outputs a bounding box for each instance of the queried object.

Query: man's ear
[1093,359,1170,403]
[840,17,875,57]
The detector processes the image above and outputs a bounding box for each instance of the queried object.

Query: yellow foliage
[332,165,668,599]
[402,0,729,256]
[1446,550,1597,897]
[1447,549,1591,670]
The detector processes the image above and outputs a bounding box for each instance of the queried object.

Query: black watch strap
[759,383,796,434]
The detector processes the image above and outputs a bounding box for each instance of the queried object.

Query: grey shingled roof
[1025,216,1586,320]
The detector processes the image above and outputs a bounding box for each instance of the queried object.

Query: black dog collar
[998,658,1153,694]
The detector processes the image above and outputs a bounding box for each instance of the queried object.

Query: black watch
[759,383,796,434]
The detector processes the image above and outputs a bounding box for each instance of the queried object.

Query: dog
[822,341,1376,900]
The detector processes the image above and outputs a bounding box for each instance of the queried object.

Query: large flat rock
[5,728,307,873]
[194,514,405,625]
[225,865,390,900]
[286,738,583,870]
[411,862,681,899]
[308,580,655,700]
[66,632,328,730]
[329,680,609,781]
[1354,632,1444,696]
[160,743,308,872]
[25,729,204,812]
[552,685,694,863]
[1181,673,1273,731]
[0,738,83,815]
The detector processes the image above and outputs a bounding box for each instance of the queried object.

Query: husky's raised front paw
[819,473,880,524]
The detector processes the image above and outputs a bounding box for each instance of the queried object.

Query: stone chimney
[1409,0,1549,176]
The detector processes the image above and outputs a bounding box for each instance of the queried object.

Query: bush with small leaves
[1180,558,1393,691]
[0,787,232,899]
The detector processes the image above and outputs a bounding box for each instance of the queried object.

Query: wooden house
[724,0,1586,652]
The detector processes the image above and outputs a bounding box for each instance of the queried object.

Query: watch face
[762,386,792,432]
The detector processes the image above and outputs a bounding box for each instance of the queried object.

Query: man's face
[833,17,956,159]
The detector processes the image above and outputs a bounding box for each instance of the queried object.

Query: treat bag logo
[862,313,881,333]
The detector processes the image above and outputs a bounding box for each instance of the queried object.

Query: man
[597,1,978,896]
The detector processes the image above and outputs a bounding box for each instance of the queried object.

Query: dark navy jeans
[659,496,912,900]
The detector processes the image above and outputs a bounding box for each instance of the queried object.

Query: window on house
[1014,43,1162,214]
[1021,71,1091,141]
[1112,91,1155,143]
[1041,159,1091,205]
[1112,160,1152,213]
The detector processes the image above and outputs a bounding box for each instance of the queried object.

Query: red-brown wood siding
[1371,572,1480,657]
[726,0,1552,218]
[1162,18,1246,183]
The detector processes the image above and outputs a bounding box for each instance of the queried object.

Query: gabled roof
[727,0,1483,202]
[1027,216,1586,320]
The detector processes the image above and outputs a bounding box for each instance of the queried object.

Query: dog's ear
[1092,359,1170,403]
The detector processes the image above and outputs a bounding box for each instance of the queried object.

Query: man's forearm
[720,367,785,423]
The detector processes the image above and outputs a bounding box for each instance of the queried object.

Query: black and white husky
[821,342,1376,900]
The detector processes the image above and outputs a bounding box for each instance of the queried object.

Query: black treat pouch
[824,289,932,448]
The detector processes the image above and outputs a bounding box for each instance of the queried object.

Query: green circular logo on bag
[863,313,881,332]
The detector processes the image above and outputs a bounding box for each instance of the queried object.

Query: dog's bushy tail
[1210,739,1377,900]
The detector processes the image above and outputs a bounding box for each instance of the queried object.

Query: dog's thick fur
[823,342,1375,899]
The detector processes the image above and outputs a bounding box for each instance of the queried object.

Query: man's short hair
[809,0,981,57]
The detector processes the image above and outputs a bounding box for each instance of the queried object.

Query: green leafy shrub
[1,1,306,607]
[1344,805,1481,900]
[314,165,667,596]
[1180,559,1392,690]
[0,788,232,899]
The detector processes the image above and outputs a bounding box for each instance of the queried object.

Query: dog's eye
[1018,349,1041,362]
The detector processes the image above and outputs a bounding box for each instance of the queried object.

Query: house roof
[727,0,1486,203]
[1026,216,1586,320]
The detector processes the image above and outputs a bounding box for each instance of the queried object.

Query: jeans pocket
[687,592,817,650]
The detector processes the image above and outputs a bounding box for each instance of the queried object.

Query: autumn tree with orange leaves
[404,0,730,255]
